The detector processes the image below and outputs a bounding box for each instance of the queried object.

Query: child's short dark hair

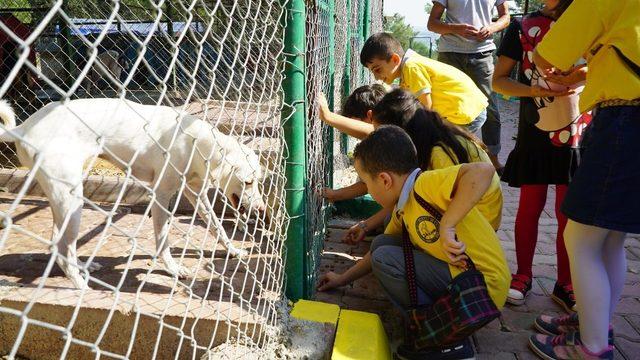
[342,84,387,119]
[360,32,405,66]
[353,125,417,176]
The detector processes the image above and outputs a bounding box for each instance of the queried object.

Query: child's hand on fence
[317,271,344,291]
[344,221,367,244]
[322,187,339,202]
[439,226,467,267]
[317,92,331,122]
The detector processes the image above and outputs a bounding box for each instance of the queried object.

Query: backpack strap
[402,224,419,308]
[400,172,477,308]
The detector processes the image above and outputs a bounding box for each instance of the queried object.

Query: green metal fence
[282,0,384,300]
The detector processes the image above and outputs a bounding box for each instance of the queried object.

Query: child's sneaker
[395,338,475,360]
[529,332,614,360]
[534,313,615,345]
[507,273,532,305]
[535,313,580,336]
[552,283,577,313]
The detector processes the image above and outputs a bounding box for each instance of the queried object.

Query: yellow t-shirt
[536,0,640,112]
[429,138,503,231]
[400,51,488,125]
[384,166,510,309]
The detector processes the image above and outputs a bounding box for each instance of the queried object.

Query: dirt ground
[0,142,125,177]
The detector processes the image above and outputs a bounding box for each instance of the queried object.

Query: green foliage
[1,0,33,24]
[424,1,433,14]
[514,0,544,13]
[383,13,417,50]
[412,41,433,58]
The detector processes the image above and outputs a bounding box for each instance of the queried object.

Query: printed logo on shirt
[415,215,440,243]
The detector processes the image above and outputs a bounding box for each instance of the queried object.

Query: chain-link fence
[0,0,289,358]
[0,0,382,358]
[285,0,384,299]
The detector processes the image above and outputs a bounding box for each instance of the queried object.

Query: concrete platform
[0,194,282,359]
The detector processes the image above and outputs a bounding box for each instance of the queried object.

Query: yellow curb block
[332,309,392,360]
[290,299,340,325]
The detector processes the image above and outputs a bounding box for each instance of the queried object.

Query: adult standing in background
[428,0,510,173]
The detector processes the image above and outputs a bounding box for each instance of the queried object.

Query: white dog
[0,98,266,289]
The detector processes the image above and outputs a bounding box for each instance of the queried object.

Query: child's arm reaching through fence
[323,181,368,202]
[318,93,374,140]
[317,251,372,291]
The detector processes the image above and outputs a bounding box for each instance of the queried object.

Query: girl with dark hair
[371,88,503,231]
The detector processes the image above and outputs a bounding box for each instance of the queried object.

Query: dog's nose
[257,204,266,212]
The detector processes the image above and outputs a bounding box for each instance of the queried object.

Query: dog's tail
[0,99,17,142]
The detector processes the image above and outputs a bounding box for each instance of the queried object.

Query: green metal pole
[282,0,307,301]
[327,0,336,189]
[340,0,352,155]
[362,0,370,83]
[363,0,371,40]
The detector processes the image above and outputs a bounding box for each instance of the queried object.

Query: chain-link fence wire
[302,0,335,299]
[0,0,291,358]
[369,0,384,36]
[330,0,384,189]
[330,0,347,184]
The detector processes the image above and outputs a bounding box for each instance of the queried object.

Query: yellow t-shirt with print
[400,52,488,125]
[536,0,640,112]
[384,166,510,309]
[429,137,503,231]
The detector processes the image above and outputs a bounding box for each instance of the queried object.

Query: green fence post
[363,0,371,40]
[282,0,306,301]
[358,0,366,84]
[340,0,352,155]
[327,0,336,189]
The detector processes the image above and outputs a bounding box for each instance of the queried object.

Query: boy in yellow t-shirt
[317,125,509,359]
[360,32,489,134]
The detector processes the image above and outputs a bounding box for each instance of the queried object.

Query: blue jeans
[439,51,501,156]
[465,109,487,137]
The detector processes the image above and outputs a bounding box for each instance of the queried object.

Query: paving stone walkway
[315,99,640,359]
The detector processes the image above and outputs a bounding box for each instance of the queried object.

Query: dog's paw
[228,247,249,258]
[78,260,103,273]
[69,275,90,290]
[166,264,191,279]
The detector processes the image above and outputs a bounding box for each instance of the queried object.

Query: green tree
[413,41,436,59]
[383,13,417,50]
[514,0,544,13]
[424,1,433,14]
[384,12,438,59]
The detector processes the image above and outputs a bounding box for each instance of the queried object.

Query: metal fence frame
[281,0,382,300]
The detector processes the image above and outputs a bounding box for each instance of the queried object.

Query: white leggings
[564,220,626,352]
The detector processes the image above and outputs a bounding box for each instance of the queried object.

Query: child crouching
[353,125,510,359]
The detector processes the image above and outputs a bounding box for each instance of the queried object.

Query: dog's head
[218,143,267,215]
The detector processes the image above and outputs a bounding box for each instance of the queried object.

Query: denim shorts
[561,105,640,234]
